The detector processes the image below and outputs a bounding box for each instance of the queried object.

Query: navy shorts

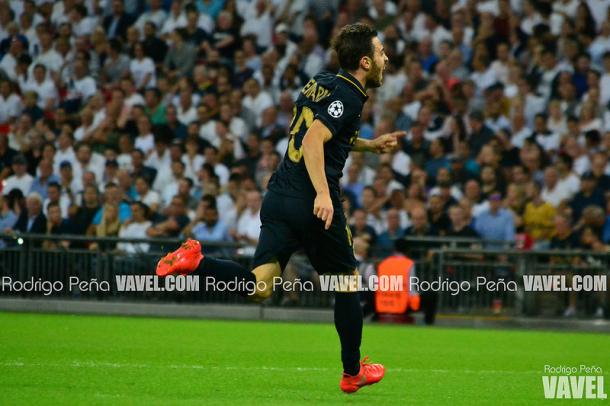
[252,190,357,275]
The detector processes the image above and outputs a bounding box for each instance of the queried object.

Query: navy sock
[334,292,362,376]
[197,257,256,296]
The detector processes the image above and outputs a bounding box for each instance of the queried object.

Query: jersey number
[288,106,314,163]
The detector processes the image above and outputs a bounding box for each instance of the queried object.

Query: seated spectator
[88,203,121,250]
[92,183,132,225]
[117,202,152,254]
[0,194,17,247]
[43,182,71,219]
[130,149,157,186]
[550,214,580,250]
[541,166,572,208]
[147,195,190,238]
[134,176,160,213]
[163,29,197,79]
[29,159,58,200]
[186,201,231,254]
[402,206,438,259]
[102,39,130,86]
[570,172,605,222]
[474,192,515,247]
[446,205,479,239]
[234,190,262,255]
[350,208,377,246]
[375,208,405,256]
[71,185,101,235]
[427,194,451,235]
[13,192,46,234]
[4,154,33,196]
[43,202,71,250]
[424,139,449,180]
[523,182,556,248]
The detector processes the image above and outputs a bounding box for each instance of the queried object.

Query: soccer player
[156,23,404,393]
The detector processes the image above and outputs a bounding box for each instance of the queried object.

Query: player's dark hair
[331,23,377,71]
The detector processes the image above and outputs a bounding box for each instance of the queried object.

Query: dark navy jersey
[268,69,368,204]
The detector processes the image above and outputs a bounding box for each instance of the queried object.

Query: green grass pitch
[0,312,608,405]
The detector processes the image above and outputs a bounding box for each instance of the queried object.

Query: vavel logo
[543,365,607,399]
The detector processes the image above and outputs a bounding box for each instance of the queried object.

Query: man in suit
[103,0,135,41]
[14,192,47,235]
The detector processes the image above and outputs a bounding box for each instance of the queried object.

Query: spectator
[375,208,404,255]
[234,190,262,254]
[187,200,231,254]
[523,182,556,249]
[88,203,120,250]
[474,192,515,246]
[103,0,135,41]
[3,154,33,195]
[14,192,46,234]
[0,194,17,245]
[102,39,130,85]
[92,183,132,225]
[350,208,378,246]
[427,194,451,235]
[147,195,190,238]
[43,202,71,249]
[130,42,156,91]
[71,185,101,236]
[43,182,70,218]
[117,202,152,253]
[446,205,478,238]
[541,166,571,208]
[163,29,197,79]
[570,172,605,222]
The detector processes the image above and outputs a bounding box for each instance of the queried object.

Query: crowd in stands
[0,0,609,258]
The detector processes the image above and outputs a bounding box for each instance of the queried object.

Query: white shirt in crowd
[23,78,58,109]
[3,173,34,196]
[138,190,161,209]
[130,57,156,89]
[0,93,22,123]
[236,208,261,255]
[242,91,273,125]
[117,221,153,253]
[67,76,97,101]
[135,133,155,155]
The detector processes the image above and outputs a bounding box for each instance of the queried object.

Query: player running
[156,23,404,393]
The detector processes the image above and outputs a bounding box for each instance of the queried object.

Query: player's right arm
[302,119,333,230]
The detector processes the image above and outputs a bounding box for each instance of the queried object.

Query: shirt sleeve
[314,88,358,138]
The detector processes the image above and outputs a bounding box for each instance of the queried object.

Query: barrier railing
[0,233,607,318]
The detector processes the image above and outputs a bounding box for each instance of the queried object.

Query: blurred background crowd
[0,0,609,258]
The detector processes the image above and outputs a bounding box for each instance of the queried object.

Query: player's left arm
[352,131,406,153]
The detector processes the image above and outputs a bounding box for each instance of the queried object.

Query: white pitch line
[0,360,538,375]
